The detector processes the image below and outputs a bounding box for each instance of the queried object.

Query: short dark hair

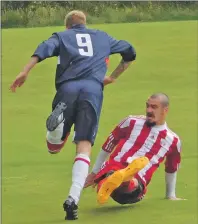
[150,93,169,107]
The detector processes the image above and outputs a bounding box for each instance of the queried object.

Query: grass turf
[2,21,197,224]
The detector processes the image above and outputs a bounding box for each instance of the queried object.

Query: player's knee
[111,190,128,205]
[111,179,146,205]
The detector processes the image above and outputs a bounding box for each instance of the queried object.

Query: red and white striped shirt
[102,115,181,186]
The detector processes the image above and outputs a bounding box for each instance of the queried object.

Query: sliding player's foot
[46,102,67,131]
[97,157,149,204]
[63,196,78,220]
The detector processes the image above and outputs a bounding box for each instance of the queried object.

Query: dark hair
[150,93,169,107]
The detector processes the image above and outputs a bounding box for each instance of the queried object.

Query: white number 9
[76,34,93,57]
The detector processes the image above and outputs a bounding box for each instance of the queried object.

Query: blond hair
[65,10,86,27]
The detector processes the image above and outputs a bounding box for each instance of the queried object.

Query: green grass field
[2,21,197,224]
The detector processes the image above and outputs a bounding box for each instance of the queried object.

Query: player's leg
[63,100,99,220]
[110,178,146,205]
[46,84,77,154]
[97,157,149,204]
[97,175,146,205]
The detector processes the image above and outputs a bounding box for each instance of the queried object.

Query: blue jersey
[32,24,136,89]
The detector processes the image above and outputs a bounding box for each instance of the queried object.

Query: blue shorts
[52,79,103,145]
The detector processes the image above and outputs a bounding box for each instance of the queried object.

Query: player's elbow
[121,46,136,62]
[31,54,42,63]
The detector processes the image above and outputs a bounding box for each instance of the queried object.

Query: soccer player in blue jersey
[10,10,136,220]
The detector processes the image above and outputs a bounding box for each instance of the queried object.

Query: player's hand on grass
[166,197,187,201]
[10,71,28,92]
[103,76,115,86]
[84,172,96,188]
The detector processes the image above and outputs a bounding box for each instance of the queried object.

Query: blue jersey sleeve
[32,33,60,62]
[108,35,136,62]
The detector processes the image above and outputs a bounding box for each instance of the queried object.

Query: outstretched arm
[165,139,186,200]
[10,56,39,92]
[165,172,178,199]
[10,34,60,92]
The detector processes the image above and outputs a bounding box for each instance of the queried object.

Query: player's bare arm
[103,34,136,86]
[10,34,60,92]
[20,56,39,75]
[10,56,39,92]
[103,59,132,86]
[104,60,133,86]
[111,59,132,79]
[111,59,132,78]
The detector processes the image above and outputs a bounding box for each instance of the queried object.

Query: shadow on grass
[88,203,139,214]
[13,219,67,224]
[14,204,140,224]
[41,219,66,224]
